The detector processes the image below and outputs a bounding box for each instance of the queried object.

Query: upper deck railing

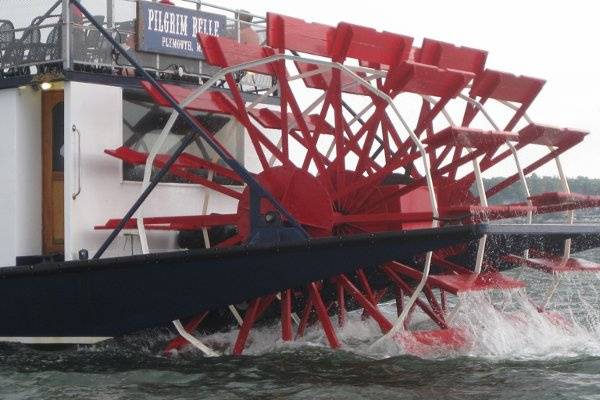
[0,0,271,91]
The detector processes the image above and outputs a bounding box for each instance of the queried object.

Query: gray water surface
[2,248,600,399]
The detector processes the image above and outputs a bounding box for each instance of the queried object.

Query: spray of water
[179,270,600,360]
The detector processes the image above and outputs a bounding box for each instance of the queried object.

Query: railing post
[107,0,114,28]
[62,0,71,71]
[236,10,241,43]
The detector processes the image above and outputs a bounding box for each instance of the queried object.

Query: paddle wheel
[91,11,600,356]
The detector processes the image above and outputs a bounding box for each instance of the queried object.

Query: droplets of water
[170,270,600,361]
[451,289,591,359]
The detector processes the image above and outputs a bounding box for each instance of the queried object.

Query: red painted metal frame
[96,213,239,231]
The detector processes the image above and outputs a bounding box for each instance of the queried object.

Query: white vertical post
[469,149,488,274]
[554,153,573,261]
[62,0,71,71]
[236,11,241,43]
[106,0,114,28]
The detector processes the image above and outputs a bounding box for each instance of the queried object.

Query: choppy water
[2,249,600,399]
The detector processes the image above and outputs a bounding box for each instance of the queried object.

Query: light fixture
[40,82,53,91]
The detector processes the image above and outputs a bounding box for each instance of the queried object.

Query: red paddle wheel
[96,12,600,356]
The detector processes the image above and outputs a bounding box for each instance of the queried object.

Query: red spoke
[215,234,243,248]
[355,147,486,215]
[339,113,384,172]
[164,165,243,200]
[383,265,448,329]
[357,269,376,303]
[278,61,290,159]
[213,90,293,171]
[337,274,392,333]
[281,289,293,341]
[256,294,277,320]
[232,298,261,355]
[336,280,346,327]
[432,145,453,171]
[423,285,446,322]
[440,290,448,314]
[222,74,272,170]
[98,214,240,231]
[308,282,340,349]
[394,285,404,317]
[330,68,347,192]
[333,150,422,202]
[300,96,331,171]
[273,63,334,187]
[382,113,405,152]
[485,145,576,198]
[296,292,314,338]
[333,211,432,227]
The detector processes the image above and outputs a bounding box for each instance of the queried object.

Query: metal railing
[0,0,271,92]
[0,0,63,74]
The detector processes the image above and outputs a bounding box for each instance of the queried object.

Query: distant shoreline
[479,174,600,205]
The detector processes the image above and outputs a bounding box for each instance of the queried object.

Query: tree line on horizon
[479,174,600,205]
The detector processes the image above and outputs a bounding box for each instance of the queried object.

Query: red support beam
[394,285,404,317]
[255,294,277,320]
[337,281,346,327]
[232,298,262,355]
[214,89,293,172]
[296,292,314,338]
[271,61,335,190]
[423,285,446,322]
[440,290,448,314]
[357,269,377,303]
[383,265,448,329]
[338,275,393,333]
[281,289,293,342]
[308,282,340,349]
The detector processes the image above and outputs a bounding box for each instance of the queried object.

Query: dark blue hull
[0,224,598,342]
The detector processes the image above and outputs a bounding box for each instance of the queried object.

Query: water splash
[177,270,600,361]
[450,288,600,360]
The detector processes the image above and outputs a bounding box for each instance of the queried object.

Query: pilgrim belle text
[146,9,221,36]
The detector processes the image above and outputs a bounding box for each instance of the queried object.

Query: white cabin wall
[63,81,238,261]
[0,89,18,266]
[0,87,42,266]
[14,88,42,258]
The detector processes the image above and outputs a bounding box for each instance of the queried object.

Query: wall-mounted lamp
[30,72,63,91]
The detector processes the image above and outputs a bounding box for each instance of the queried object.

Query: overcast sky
[132,0,599,178]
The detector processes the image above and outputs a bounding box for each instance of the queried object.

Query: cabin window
[122,88,241,185]
[52,102,65,173]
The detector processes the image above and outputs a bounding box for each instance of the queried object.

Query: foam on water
[179,270,600,361]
